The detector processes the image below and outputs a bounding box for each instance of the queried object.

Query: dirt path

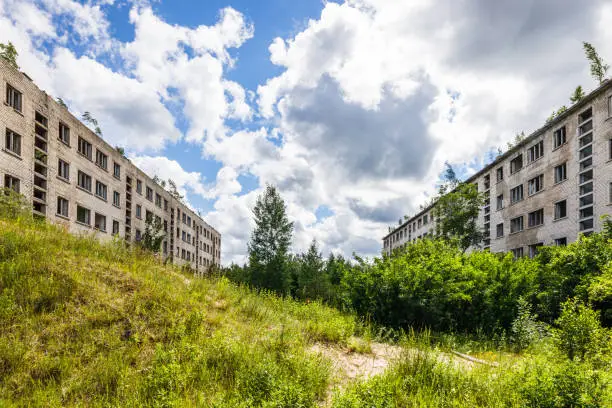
[311,342,403,383]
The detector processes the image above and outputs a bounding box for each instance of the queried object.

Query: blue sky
[1,0,610,263]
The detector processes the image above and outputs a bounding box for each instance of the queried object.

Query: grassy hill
[0,213,362,407]
[1,209,611,407]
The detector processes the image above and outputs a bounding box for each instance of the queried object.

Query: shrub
[511,297,547,352]
[553,299,604,361]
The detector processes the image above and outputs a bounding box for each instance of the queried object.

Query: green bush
[511,297,547,352]
[553,299,606,362]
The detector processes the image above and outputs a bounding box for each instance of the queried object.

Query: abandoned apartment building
[0,58,220,273]
[384,79,612,258]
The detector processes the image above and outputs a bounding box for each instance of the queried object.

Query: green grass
[0,215,355,407]
[1,211,611,407]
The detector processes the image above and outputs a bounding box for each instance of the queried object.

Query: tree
[152,175,166,188]
[167,179,184,202]
[248,185,294,294]
[0,42,18,69]
[140,214,165,254]
[506,132,525,151]
[115,146,125,156]
[297,240,328,301]
[570,86,585,104]
[81,111,103,137]
[583,42,609,85]
[56,98,68,109]
[432,164,485,252]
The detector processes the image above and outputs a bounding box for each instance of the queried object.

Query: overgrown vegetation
[0,201,357,407]
[583,42,609,85]
[1,188,612,406]
[0,41,18,69]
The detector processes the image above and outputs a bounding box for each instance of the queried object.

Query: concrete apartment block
[1,58,221,273]
[384,79,612,257]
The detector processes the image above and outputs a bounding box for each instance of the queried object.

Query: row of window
[135,179,169,211]
[178,247,217,267]
[492,104,602,184]
[76,136,121,179]
[495,200,569,238]
[494,163,568,210]
[386,213,431,246]
[57,197,120,234]
[511,238,569,259]
[67,164,121,207]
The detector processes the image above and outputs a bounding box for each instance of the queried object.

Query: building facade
[1,59,220,273]
[384,80,612,257]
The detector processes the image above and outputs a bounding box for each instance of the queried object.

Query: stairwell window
[113,191,120,208]
[553,126,566,149]
[608,95,612,117]
[57,196,69,218]
[112,220,120,235]
[554,163,567,184]
[5,129,21,156]
[113,162,121,179]
[5,84,22,112]
[136,204,142,219]
[146,186,153,201]
[136,179,142,194]
[527,140,544,162]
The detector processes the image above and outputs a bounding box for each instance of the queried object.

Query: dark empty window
[57,196,69,218]
[5,84,22,112]
[77,205,91,225]
[5,129,21,156]
[59,123,70,145]
[4,174,20,193]
[553,126,566,149]
[77,171,92,192]
[554,200,567,220]
[510,155,523,174]
[528,209,544,228]
[78,137,92,159]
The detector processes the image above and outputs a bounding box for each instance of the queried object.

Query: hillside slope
[2,213,611,407]
[0,216,360,407]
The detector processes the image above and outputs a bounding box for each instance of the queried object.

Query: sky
[1,0,611,264]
